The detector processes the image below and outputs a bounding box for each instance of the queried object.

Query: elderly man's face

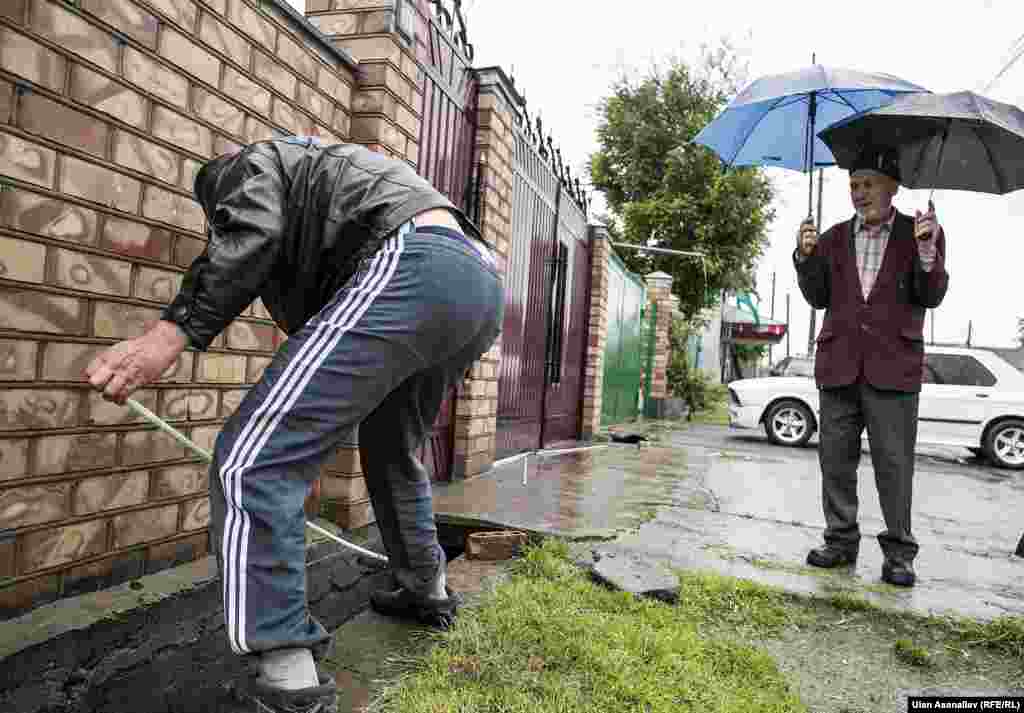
[849,172,898,224]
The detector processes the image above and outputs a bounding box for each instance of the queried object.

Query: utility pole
[806,167,824,356]
[786,293,791,358]
[768,271,776,365]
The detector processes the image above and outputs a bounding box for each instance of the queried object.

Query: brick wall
[0,0,358,619]
[644,271,674,411]
[580,226,611,439]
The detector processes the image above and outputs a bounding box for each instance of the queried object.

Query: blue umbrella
[694,64,929,214]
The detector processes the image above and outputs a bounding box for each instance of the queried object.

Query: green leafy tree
[589,42,776,318]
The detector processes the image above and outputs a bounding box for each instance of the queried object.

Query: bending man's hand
[85,321,188,404]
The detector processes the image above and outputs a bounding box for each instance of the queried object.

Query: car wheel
[967,447,984,459]
[985,420,1024,470]
[764,400,814,447]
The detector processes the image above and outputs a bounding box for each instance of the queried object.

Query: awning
[723,305,787,345]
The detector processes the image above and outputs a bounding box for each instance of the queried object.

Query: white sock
[427,570,447,599]
[258,647,318,691]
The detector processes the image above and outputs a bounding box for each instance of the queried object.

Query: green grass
[893,638,933,667]
[370,540,806,713]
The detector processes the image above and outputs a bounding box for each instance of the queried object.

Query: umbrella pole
[927,123,951,205]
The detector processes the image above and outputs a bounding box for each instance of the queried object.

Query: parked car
[768,356,815,378]
[728,346,1024,469]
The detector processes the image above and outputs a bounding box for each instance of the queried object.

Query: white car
[728,346,1024,469]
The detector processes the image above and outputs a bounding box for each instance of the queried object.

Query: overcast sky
[289,0,1024,351]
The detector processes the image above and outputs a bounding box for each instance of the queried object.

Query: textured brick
[243,115,274,144]
[112,130,180,185]
[0,439,29,480]
[68,64,147,129]
[0,235,46,284]
[60,156,141,213]
[213,134,242,158]
[0,389,79,431]
[0,190,99,249]
[270,99,315,136]
[134,265,183,303]
[141,0,198,29]
[221,66,271,118]
[0,78,12,126]
[42,342,194,382]
[0,28,67,92]
[180,497,209,530]
[50,248,132,297]
[83,0,160,49]
[181,158,203,191]
[227,0,275,48]
[188,424,220,454]
[306,13,357,36]
[0,530,14,580]
[160,388,218,421]
[321,474,368,502]
[145,531,208,573]
[159,27,221,87]
[17,93,110,159]
[0,0,27,24]
[101,216,174,262]
[87,388,157,426]
[121,429,186,466]
[73,471,149,516]
[253,51,296,99]
[331,106,351,138]
[275,32,317,82]
[317,67,352,107]
[151,105,214,157]
[246,355,272,383]
[0,133,57,190]
[32,1,118,73]
[227,320,277,351]
[0,573,60,614]
[196,353,246,383]
[18,515,107,574]
[141,185,205,233]
[35,432,118,475]
[325,446,361,475]
[295,82,329,121]
[0,483,70,529]
[336,36,401,65]
[123,47,189,109]
[0,288,86,335]
[0,340,38,381]
[220,388,247,417]
[112,503,178,548]
[199,12,251,67]
[173,233,206,267]
[94,301,162,339]
[193,88,245,138]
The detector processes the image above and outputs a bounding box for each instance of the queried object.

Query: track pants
[208,223,504,656]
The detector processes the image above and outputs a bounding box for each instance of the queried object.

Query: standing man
[794,145,948,588]
[84,136,504,712]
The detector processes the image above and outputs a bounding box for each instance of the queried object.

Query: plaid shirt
[853,208,938,300]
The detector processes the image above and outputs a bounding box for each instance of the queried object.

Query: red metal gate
[495,116,590,458]
[408,0,480,480]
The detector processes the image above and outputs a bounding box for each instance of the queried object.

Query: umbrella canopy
[694,65,929,212]
[818,90,1024,195]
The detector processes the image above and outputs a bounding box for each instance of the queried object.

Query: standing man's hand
[85,321,188,404]
[914,200,939,241]
[797,217,819,256]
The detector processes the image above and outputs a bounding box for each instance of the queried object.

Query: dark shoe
[806,545,858,568]
[370,586,462,628]
[240,671,337,713]
[882,559,916,587]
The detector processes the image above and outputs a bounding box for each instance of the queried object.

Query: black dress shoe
[370,586,462,629]
[806,545,858,568]
[882,559,916,587]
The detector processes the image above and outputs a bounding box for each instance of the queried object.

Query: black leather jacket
[160,138,481,350]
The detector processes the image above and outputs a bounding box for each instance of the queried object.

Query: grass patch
[371,540,806,713]
[893,638,933,667]
[691,399,730,426]
[826,591,878,613]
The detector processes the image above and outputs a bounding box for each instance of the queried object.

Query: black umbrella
[818,90,1024,196]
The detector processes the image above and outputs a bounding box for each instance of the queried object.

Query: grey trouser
[818,382,920,562]
[208,223,504,656]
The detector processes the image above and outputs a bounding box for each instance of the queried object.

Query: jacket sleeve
[793,235,831,310]
[911,226,948,308]
[161,153,285,351]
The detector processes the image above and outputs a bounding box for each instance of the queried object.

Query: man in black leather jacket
[84,136,505,712]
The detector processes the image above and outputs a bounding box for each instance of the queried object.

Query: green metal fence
[601,251,647,425]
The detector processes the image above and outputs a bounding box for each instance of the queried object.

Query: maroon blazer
[794,211,949,392]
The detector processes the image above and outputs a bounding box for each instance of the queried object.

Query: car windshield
[787,359,814,377]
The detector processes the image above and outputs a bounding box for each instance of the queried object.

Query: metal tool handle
[124,398,389,565]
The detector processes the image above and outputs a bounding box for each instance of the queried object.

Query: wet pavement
[432,422,1024,622]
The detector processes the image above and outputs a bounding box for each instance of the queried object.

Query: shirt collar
[854,207,896,236]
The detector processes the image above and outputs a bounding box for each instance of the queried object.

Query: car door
[920,354,997,447]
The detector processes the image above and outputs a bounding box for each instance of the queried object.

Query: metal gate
[409,0,480,480]
[601,252,648,425]
[495,119,590,458]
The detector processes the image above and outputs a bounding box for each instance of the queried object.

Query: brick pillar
[307,0,421,163]
[304,1,424,527]
[448,66,516,480]
[580,226,612,440]
[644,271,674,418]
